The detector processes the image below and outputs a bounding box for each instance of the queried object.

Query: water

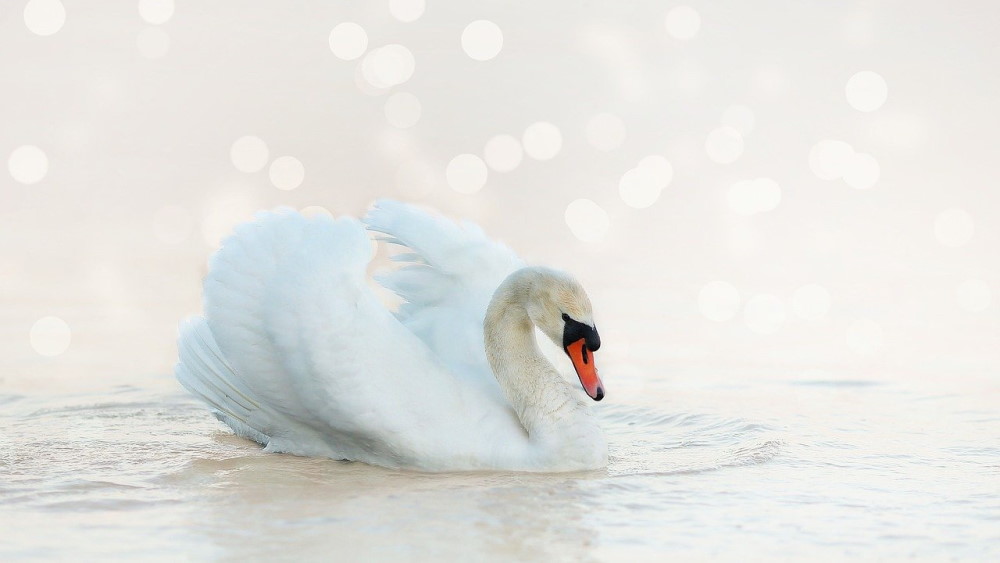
[3,368,997,560]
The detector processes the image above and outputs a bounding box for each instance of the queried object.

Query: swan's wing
[363,200,524,387]
[179,209,488,468]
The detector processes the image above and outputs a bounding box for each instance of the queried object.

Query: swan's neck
[483,271,604,456]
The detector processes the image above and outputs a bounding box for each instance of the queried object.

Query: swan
[175,200,607,472]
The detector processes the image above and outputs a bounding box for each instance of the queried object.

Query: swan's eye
[562,313,600,352]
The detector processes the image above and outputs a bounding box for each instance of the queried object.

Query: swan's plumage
[176,201,606,471]
[364,201,523,398]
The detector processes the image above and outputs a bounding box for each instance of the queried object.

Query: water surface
[3,368,996,560]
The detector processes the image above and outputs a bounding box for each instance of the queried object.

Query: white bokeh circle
[727,178,781,215]
[843,153,880,189]
[522,121,562,161]
[846,71,888,112]
[956,279,992,313]
[446,154,488,194]
[384,92,422,128]
[483,135,523,173]
[462,20,504,61]
[269,156,305,191]
[389,0,425,23]
[329,23,368,61]
[230,136,269,173]
[698,281,741,322]
[30,316,71,357]
[300,206,334,219]
[664,6,700,40]
[565,199,610,243]
[24,0,66,36]
[934,208,974,248]
[361,44,415,88]
[8,145,49,185]
[138,0,174,25]
[705,126,744,164]
[585,113,626,152]
[808,139,855,181]
[619,156,673,209]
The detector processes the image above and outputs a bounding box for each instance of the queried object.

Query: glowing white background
[1,2,998,560]
[2,1,995,382]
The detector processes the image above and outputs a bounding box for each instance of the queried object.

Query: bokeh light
[229,136,269,173]
[201,190,259,248]
[30,316,71,357]
[23,0,66,36]
[842,153,880,189]
[808,139,855,181]
[791,284,832,320]
[300,206,334,218]
[329,23,368,61]
[564,199,609,243]
[956,279,992,313]
[664,6,700,40]
[618,156,673,209]
[8,145,49,185]
[389,0,425,23]
[384,92,422,129]
[846,319,884,355]
[269,156,305,191]
[446,154,488,194]
[845,71,888,112]
[698,281,741,322]
[705,126,744,164]
[934,208,975,248]
[522,121,563,161]
[138,0,174,25]
[727,178,781,215]
[585,113,627,152]
[720,105,755,136]
[361,44,416,88]
[136,27,170,59]
[483,134,523,172]
[743,294,786,335]
[152,205,194,244]
[462,20,504,61]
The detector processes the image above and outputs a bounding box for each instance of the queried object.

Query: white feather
[175,202,606,471]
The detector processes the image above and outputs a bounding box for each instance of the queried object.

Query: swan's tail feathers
[175,316,271,446]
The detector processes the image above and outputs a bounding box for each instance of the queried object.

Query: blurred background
[2,0,997,395]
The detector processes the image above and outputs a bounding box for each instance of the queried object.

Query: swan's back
[176,209,528,470]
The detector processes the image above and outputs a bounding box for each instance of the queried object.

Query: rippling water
[3,367,997,560]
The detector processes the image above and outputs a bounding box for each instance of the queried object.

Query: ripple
[599,404,781,476]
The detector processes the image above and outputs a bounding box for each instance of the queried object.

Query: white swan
[175,200,607,472]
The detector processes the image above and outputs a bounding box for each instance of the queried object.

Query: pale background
[2,2,999,559]
[2,1,996,392]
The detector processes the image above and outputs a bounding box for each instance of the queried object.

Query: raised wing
[363,200,524,390]
[177,209,485,468]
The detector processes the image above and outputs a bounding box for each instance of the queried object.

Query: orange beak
[565,338,604,401]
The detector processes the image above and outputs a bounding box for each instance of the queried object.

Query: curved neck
[483,269,598,443]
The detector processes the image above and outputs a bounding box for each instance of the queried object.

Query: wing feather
[363,200,524,385]
[178,209,492,468]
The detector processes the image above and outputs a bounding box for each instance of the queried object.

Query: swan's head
[525,269,605,401]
